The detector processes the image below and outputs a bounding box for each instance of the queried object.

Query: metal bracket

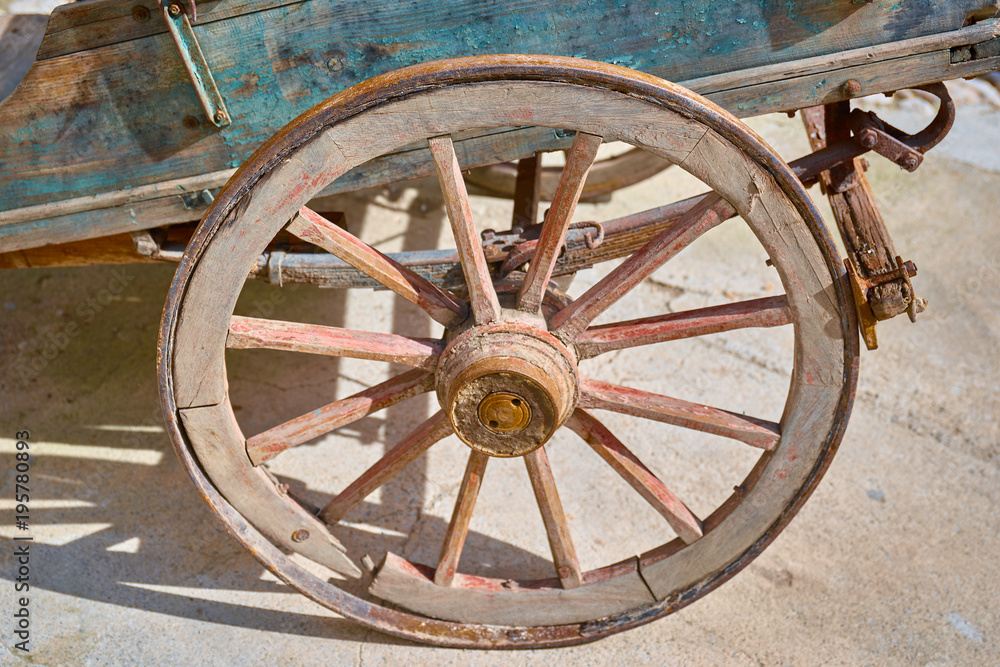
[846,82,955,172]
[844,255,927,350]
[159,1,231,128]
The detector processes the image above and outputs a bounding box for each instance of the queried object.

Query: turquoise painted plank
[0,0,984,216]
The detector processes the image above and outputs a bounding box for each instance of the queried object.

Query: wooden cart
[2,0,998,648]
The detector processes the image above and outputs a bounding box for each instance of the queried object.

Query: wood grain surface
[1,1,996,251]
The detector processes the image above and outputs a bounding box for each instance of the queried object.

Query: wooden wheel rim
[158,55,858,648]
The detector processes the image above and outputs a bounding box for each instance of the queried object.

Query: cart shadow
[0,179,548,642]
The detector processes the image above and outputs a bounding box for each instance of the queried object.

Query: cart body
[1,0,998,252]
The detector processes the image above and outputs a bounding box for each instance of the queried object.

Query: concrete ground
[2,7,999,665]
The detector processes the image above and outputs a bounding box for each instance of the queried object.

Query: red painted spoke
[567,410,703,543]
[517,132,603,313]
[288,207,467,327]
[246,370,434,465]
[434,450,490,586]
[579,377,780,451]
[551,193,736,339]
[319,412,452,524]
[575,295,791,359]
[428,135,502,325]
[228,316,444,370]
[523,447,583,589]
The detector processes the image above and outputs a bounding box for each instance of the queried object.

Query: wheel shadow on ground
[0,180,547,642]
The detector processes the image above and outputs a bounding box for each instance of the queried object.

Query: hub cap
[436,324,579,457]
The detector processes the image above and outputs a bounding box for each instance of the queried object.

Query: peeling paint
[0,0,987,218]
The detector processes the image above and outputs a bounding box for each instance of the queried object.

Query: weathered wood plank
[0,127,571,253]
[37,0,305,61]
[683,17,1000,95]
[709,49,1000,117]
[1,0,992,217]
[5,48,997,253]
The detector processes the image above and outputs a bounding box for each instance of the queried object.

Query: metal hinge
[158,1,231,128]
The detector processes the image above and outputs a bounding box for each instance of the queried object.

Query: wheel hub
[436,324,578,457]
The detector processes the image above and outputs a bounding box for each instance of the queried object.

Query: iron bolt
[901,155,919,171]
[168,4,181,16]
[213,111,227,124]
[291,529,310,543]
[327,57,344,72]
[842,79,862,97]
[858,129,877,148]
[557,566,572,579]
[132,5,150,22]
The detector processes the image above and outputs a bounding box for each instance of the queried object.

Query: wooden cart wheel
[464,147,670,200]
[158,55,858,648]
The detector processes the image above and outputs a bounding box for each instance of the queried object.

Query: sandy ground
[2,6,999,666]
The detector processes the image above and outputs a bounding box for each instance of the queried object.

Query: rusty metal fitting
[841,79,862,97]
[858,128,878,148]
[436,324,578,457]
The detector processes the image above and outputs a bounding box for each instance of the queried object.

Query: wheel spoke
[551,193,736,339]
[246,370,434,465]
[288,207,468,327]
[523,446,583,589]
[428,135,502,325]
[517,132,603,313]
[566,410,703,543]
[579,377,780,450]
[228,315,444,369]
[575,295,791,359]
[319,411,452,524]
[434,450,490,586]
